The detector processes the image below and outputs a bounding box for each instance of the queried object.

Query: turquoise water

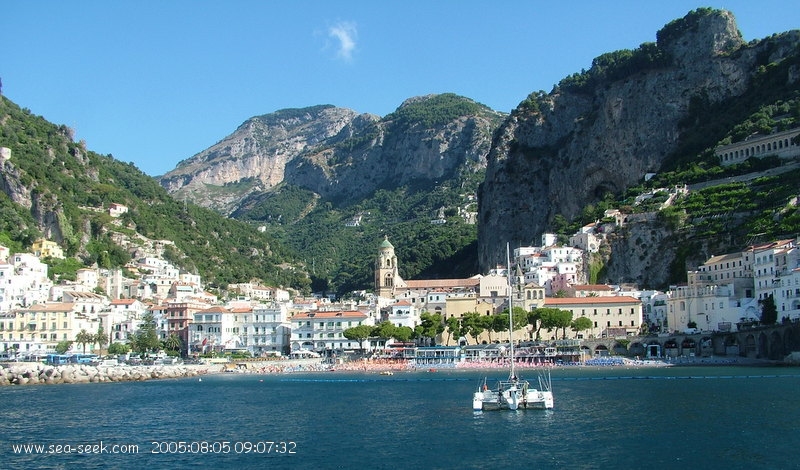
[2,366,799,469]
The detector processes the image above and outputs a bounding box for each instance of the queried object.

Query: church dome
[379,236,394,249]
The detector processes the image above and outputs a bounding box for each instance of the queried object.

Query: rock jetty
[0,362,206,386]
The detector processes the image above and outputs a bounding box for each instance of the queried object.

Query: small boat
[472,243,554,411]
[379,370,394,376]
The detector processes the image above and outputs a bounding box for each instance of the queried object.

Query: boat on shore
[472,244,554,411]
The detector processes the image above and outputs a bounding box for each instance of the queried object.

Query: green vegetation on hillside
[558,43,670,93]
[0,96,305,291]
[656,8,728,47]
[245,181,481,296]
[385,93,492,128]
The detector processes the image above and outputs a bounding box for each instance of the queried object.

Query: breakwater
[0,362,207,385]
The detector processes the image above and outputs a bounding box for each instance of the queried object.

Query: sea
[1,365,799,470]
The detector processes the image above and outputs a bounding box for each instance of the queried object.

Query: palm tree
[94,326,108,354]
[164,333,182,354]
[75,329,93,353]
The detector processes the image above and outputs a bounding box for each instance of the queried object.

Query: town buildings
[1,227,798,359]
[664,238,799,333]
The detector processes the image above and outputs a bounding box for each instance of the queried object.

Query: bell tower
[375,236,400,298]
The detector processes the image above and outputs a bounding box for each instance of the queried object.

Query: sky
[2,1,799,177]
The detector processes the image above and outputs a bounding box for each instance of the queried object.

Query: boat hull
[472,382,554,411]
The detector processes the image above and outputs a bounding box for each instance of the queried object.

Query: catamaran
[472,244,554,411]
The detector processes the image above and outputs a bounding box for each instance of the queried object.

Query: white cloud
[328,21,357,61]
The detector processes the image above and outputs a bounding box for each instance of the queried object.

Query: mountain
[0,97,308,291]
[9,7,795,297]
[477,8,800,279]
[155,8,800,293]
[160,94,504,215]
[158,94,505,295]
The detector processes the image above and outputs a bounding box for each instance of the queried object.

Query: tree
[538,308,574,339]
[94,325,108,352]
[511,306,529,332]
[760,294,778,325]
[55,340,73,354]
[107,342,130,355]
[75,329,93,353]
[445,316,465,345]
[373,321,398,342]
[571,316,593,338]
[393,326,414,342]
[417,312,444,346]
[490,313,509,342]
[343,324,373,352]
[528,310,542,340]
[164,333,182,353]
[461,312,486,344]
[131,312,161,354]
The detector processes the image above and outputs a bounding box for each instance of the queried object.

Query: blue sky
[2,1,798,176]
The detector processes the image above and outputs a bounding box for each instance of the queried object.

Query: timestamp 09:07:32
[150,441,297,454]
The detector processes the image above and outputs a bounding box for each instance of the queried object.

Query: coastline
[1,355,788,386]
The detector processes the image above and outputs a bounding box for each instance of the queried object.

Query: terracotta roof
[293,310,368,320]
[545,296,641,306]
[22,302,75,312]
[404,278,479,289]
[571,284,613,291]
[198,306,229,314]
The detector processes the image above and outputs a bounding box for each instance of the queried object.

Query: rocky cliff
[160,95,504,214]
[159,105,374,214]
[477,9,800,270]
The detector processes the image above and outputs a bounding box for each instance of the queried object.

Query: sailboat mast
[507,242,515,379]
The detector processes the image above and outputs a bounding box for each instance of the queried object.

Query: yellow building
[31,239,64,260]
[544,296,643,339]
[0,302,98,354]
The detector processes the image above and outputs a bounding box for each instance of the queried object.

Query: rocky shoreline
[0,362,209,386]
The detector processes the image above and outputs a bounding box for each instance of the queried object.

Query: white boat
[472,244,554,411]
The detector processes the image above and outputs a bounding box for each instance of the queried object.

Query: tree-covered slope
[0,96,306,291]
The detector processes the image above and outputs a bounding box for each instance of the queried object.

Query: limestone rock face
[477,9,800,270]
[159,96,503,213]
[159,105,372,215]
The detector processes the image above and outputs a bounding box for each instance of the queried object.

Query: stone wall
[0,362,206,386]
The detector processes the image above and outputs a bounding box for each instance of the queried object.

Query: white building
[100,298,147,343]
[0,253,52,312]
[386,300,419,329]
[291,310,371,353]
[513,241,585,296]
[190,306,242,353]
[76,268,99,292]
[245,303,291,356]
